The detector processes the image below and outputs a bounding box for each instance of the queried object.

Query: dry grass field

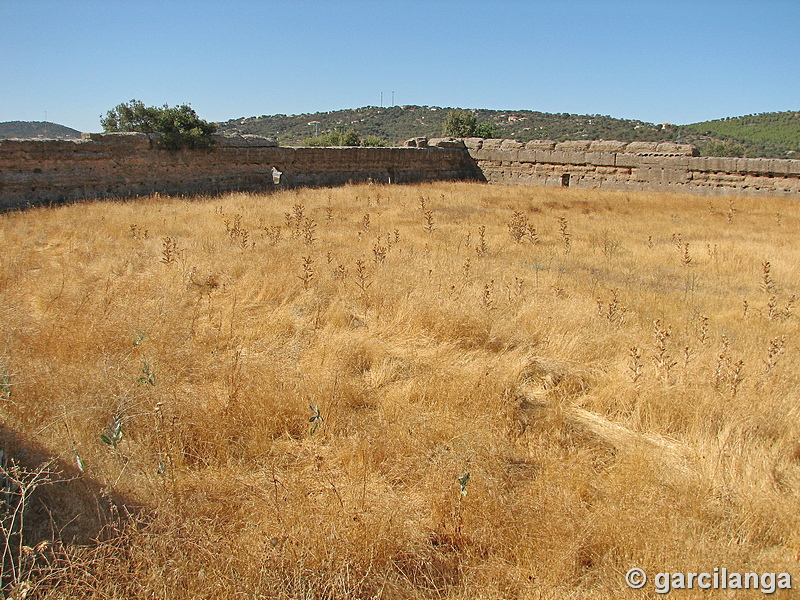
[1,181,799,598]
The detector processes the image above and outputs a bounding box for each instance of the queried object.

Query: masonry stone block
[480,139,505,150]
[500,139,524,150]
[614,154,639,168]
[428,137,466,148]
[517,150,537,163]
[583,152,616,167]
[588,140,627,153]
[771,160,791,176]
[548,151,586,165]
[744,158,770,175]
[555,140,591,151]
[688,157,709,172]
[626,142,660,154]
[526,140,556,151]
[462,137,484,150]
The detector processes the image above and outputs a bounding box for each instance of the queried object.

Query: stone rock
[555,140,591,151]
[462,137,484,150]
[625,142,660,154]
[213,134,278,147]
[500,139,524,150]
[82,132,151,148]
[428,137,466,149]
[480,138,505,150]
[525,140,556,151]
[588,140,627,153]
[403,137,428,148]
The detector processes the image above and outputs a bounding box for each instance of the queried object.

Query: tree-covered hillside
[0,121,82,139]
[218,106,800,157]
[217,106,677,147]
[678,111,800,158]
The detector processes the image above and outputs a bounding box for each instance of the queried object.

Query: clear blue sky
[1,0,798,132]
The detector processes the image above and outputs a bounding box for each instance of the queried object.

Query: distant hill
[0,121,82,139]
[218,105,676,147]
[218,106,800,158]
[678,111,800,158]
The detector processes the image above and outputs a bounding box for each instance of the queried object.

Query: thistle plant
[372,242,387,264]
[762,261,776,294]
[476,225,488,256]
[302,218,317,246]
[697,315,709,345]
[629,346,643,383]
[508,211,528,243]
[161,237,179,264]
[298,256,315,289]
[764,336,786,373]
[354,259,372,295]
[423,209,435,234]
[652,320,676,382]
[727,199,736,223]
[1,455,60,595]
[558,216,571,254]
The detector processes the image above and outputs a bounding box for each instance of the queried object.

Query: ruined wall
[464,138,800,196]
[0,133,483,210]
[2,133,800,211]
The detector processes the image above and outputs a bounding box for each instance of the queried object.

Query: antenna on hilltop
[392,91,395,106]
[380,92,383,108]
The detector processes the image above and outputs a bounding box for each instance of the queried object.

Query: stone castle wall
[1,133,799,210]
[460,138,800,196]
[0,133,483,210]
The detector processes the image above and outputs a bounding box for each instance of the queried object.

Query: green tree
[703,139,747,157]
[443,109,477,137]
[361,135,387,147]
[303,128,367,147]
[474,121,498,139]
[340,129,361,146]
[101,100,217,150]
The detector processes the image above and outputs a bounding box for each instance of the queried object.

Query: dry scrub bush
[0,183,799,598]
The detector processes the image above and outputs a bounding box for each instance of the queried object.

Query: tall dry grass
[1,182,799,598]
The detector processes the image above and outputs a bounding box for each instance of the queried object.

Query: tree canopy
[101,100,217,150]
[442,109,477,137]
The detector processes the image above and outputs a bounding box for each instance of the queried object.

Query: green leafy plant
[137,361,157,386]
[100,416,124,449]
[474,121,497,138]
[302,128,362,147]
[457,472,470,497]
[308,404,324,435]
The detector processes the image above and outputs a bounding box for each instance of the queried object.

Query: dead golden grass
[1,182,799,598]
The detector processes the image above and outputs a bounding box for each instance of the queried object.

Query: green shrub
[702,139,747,157]
[443,109,477,137]
[101,100,217,150]
[302,128,364,147]
[361,135,387,147]
[341,129,361,146]
[474,121,498,139]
